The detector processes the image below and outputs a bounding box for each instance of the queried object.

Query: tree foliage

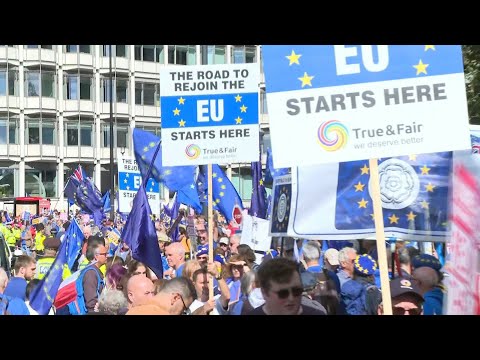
[463,45,480,123]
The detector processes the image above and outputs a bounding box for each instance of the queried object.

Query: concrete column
[129,45,136,156]
[18,45,25,197]
[57,47,65,204]
[57,160,64,209]
[94,46,102,190]
[226,45,232,64]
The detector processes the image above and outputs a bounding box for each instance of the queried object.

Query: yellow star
[425,183,435,192]
[360,164,369,175]
[219,192,225,197]
[388,214,399,224]
[409,154,417,161]
[235,94,242,102]
[235,116,242,124]
[354,181,365,192]
[178,119,186,127]
[240,105,247,113]
[420,200,429,209]
[424,45,435,51]
[259,179,264,186]
[143,146,149,153]
[218,178,223,183]
[178,97,185,105]
[413,60,429,76]
[212,173,217,178]
[163,169,172,176]
[221,184,226,189]
[357,198,368,208]
[286,50,302,65]
[149,142,156,148]
[215,199,221,204]
[370,213,375,220]
[406,211,417,221]
[298,72,314,87]
[420,165,430,175]
[173,108,180,116]
[149,214,155,221]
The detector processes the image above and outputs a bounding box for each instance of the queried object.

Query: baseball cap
[324,248,339,266]
[218,237,229,245]
[390,277,424,302]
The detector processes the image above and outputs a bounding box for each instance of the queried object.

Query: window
[134,45,164,63]
[25,169,57,198]
[41,45,52,50]
[8,70,17,96]
[9,119,17,144]
[0,68,16,97]
[102,122,128,147]
[0,119,7,144]
[80,123,92,146]
[260,89,268,114]
[26,72,40,96]
[27,121,40,144]
[102,78,112,102]
[66,123,78,145]
[0,70,5,96]
[42,121,55,145]
[206,45,226,64]
[231,168,253,201]
[66,45,78,53]
[168,45,196,65]
[116,45,126,58]
[66,75,78,99]
[79,76,91,100]
[134,82,158,106]
[135,83,142,105]
[116,79,128,103]
[79,45,90,54]
[25,71,55,97]
[232,45,257,64]
[26,45,38,49]
[136,125,160,137]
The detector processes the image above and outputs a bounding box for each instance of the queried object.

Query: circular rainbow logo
[185,144,201,159]
[317,120,349,152]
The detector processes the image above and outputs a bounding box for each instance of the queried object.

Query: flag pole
[369,158,393,315]
[207,163,214,300]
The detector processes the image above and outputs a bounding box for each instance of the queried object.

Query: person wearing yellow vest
[77,236,107,276]
[5,223,17,247]
[34,223,46,255]
[35,236,71,280]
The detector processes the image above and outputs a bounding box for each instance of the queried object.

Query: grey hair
[338,247,357,264]
[302,241,320,262]
[98,289,128,315]
[397,247,410,265]
[240,270,257,296]
[160,277,196,301]
[166,242,185,257]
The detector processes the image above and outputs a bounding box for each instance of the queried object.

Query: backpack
[0,295,10,315]
[53,265,104,315]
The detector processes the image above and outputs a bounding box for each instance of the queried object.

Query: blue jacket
[423,287,443,315]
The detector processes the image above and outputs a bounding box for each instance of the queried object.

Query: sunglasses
[178,294,191,315]
[271,286,303,299]
[392,307,422,315]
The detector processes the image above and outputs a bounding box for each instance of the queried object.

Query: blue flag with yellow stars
[201,164,244,223]
[133,128,196,192]
[335,152,451,232]
[177,183,202,213]
[249,160,268,219]
[29,220,84,315]
[74,177,104,225]
[121,183,163,279]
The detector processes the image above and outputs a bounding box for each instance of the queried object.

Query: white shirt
[189,295,227,315]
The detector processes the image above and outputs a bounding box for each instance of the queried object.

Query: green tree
[463,45,480,124]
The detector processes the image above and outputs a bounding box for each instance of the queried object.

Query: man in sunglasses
[248,257,326,315]
[377,277,424,315]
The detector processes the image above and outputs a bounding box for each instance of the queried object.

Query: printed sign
[269,174,292,236]
[160,63,260,165]
[117,154,160,215]
[262,45,471,167]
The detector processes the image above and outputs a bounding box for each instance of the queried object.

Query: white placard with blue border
[160,63,260,166]
[117,154,161,215]
[262,45,471,167]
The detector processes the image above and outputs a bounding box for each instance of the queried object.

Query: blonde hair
[182,259,202,281]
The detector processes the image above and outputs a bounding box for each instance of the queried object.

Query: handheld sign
[160,64,260,166]
[117,153,161,215]
[262,45,471,167]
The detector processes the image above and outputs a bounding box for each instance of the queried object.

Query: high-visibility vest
[35,257,72,280]
[35,232,46,252]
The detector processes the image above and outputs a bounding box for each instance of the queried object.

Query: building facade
[0,45,270,210]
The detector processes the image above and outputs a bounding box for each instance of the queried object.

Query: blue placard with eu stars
[117,155,161,215]
[262,45,471,167]
[160,63,260,166]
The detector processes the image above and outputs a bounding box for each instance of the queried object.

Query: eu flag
[133,128,196,192]
[249,160,268,219]
[202,164,244,223]
[74,177,104,225]
[335,152,451,233]
[121,184,163,279]
[265,147,289,185]
[29,220,84,315]
[102,191,111,214]
[177,183,202,213]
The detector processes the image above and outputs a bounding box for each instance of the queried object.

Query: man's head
[165,242,186,269]
[195,223,208,245]
[154,277,196,315]
[257,257,303,315]
[378,277,424,315]
[218,237,229,252]
[192,267,210,302]
[126,275,155,308]
[229,234,241,255]
[91,243,108,267]
[13,255,36,280]
[412,267,439,294]
[302,241,321,265]
[43,236,61,257]
[338,247,357,276]
[195,245,208,264]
